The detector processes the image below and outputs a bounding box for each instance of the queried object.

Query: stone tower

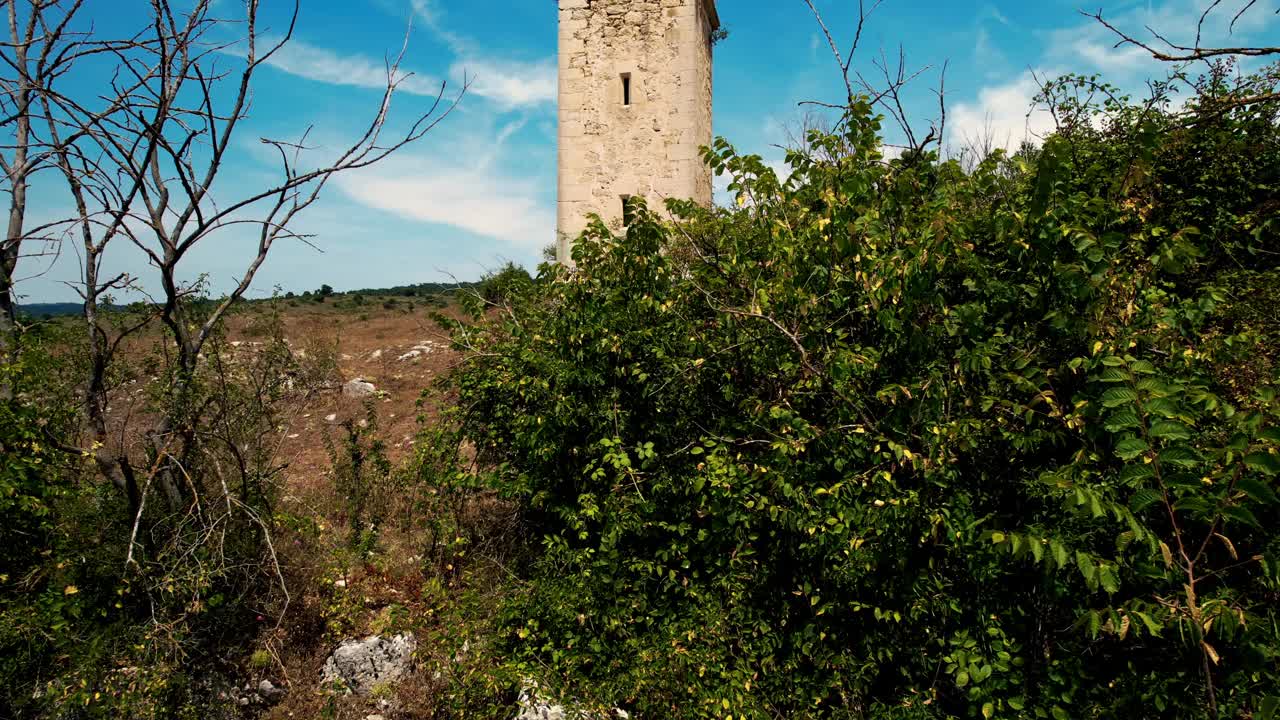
[556,0,719,263]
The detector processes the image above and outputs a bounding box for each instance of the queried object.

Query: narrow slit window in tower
[621,73,632,106]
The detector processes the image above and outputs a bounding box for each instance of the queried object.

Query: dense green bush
[445,67,1280,719]
[477,261,535,305]
[0,306,310,717]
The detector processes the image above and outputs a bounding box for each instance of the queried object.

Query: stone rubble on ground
[515,682,631,720]
[321,634,416,695]
[222,678,285,707]
[397,340,444,362]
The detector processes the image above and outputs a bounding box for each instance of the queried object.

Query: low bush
[444,68,1280,718]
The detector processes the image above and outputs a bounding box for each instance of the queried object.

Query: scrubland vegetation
[3,1,1280,719]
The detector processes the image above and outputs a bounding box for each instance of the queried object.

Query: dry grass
[185,298,523,719]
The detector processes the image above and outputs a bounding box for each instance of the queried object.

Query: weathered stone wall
[557,0,718,263]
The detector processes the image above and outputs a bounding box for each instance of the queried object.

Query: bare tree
[0,0,120,387]
[1088,1,1278,63]
[1088,2,1280,111]
[798,0,945,155]
[3,0,462,536]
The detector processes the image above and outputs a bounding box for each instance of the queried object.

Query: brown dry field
[221,300,463,491]
[226,301,493,719]
[82,298,512,717]
[215,300,485,718]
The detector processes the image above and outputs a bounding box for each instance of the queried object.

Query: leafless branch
[1085,6,1280,63]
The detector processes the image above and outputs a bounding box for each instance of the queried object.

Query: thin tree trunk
[1,1,33,395]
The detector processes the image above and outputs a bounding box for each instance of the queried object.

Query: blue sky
[16,0,1279,302]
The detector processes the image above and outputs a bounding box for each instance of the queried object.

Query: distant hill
[343,281,478,297]
[17,282,476,318]
[18,302,85,317]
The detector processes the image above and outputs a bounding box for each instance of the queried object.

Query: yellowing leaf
[64,585,79,595]
[1203,641,1220,665]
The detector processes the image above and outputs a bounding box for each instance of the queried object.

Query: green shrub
[443,71,1280,719]
[476,262,534,305]
[0,305,300,717]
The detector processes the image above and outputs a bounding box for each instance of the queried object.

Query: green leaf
[1244,452,1280,476]
[1259,696,1280,720]
[1086,610,1101,639]
[982,702,995,719]
[1159,446,1202,467]
[1008,697,1026,711]
[1134,611,1163,637]
[1052,541,1069,569]
[1148,420,1191,440]
[1116,438,1150,461]
[1052,708,1070,720]
[1105,408,1141,431]
[1101,387,1139,408]
[1120,463,1156,483]
[1129,488,1163,513]
[1099,565,1120,594]
[1077,551,1096,584]
[1221,505,1261,528]
[1130,360,1158,375]
[1100,368,1130,383]
[1238,477,1279,504]
[955,671,970,688]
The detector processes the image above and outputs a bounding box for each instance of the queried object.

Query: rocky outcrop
[321,634,416,694]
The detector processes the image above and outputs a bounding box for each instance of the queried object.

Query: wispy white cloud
[978,3,1012,27]
[331,119,553,251]
[1043,0,1275,79]
[258,7,557,111]
[948,71,1056,151]
[264,2,558,252]
[453,57,557,109]
[259,37,445,97]
[407,0,556,108]
[334,161,553,250]
[949,0,1276,151]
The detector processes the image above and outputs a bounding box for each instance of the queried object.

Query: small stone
[325,414,338,422]
[257,679,285,703]
[343,379,377,398]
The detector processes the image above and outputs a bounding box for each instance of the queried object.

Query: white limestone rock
[342,378,377,398]
[321,634,416,695]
